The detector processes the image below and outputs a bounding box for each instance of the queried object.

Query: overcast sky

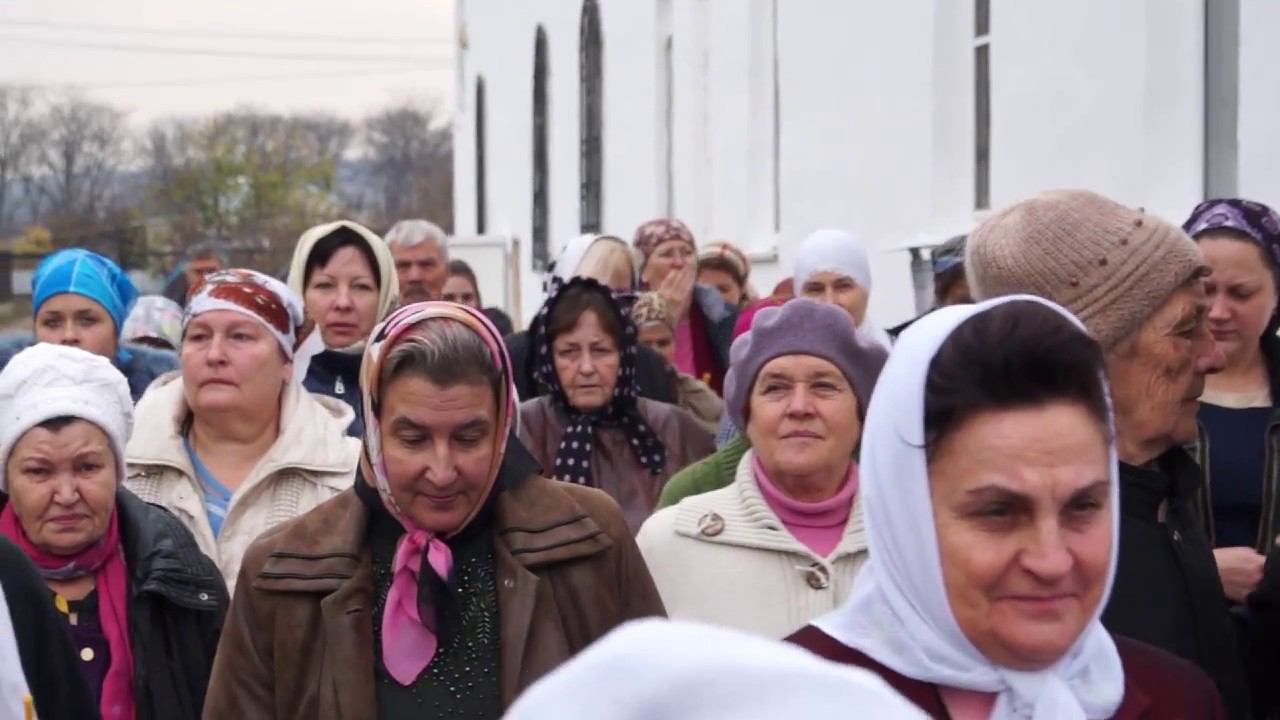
[0,0,455,126]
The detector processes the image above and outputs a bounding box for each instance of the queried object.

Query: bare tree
[27,93,128,232]
[361,101,452,230]
[0,86,42,234]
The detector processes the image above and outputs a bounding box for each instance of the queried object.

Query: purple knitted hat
[723,298,889,430]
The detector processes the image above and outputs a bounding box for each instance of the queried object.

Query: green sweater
[656,433,751,509]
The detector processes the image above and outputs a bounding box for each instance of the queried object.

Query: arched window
[579,0,603,233]
[476,77,488,233]
[532,27,550,269]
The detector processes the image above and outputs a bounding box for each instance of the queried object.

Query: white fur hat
[0,343,134,491]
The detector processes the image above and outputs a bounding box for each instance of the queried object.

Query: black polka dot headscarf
[530,276,667,486]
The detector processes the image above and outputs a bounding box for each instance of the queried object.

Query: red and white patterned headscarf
[185,269,305,358]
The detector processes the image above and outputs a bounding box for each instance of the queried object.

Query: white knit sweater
[636,450,869,639]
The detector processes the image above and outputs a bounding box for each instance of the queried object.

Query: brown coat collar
[250,473,614,707]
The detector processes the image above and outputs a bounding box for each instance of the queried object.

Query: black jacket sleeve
[0,537,100,719]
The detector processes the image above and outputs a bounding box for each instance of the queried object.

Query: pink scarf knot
[381,529,454,685]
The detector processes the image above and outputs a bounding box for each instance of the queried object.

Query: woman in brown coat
[203,302,665,719]
[519,278,716,534]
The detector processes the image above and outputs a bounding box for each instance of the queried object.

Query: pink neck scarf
[359,301,516,685]
[0,503,136,720]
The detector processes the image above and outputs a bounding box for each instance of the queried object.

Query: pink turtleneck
[752,455,858,557]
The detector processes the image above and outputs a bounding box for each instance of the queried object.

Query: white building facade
[452,0,1280,327]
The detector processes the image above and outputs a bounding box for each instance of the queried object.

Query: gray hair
[385,219,449,254]
[380,317,502,399]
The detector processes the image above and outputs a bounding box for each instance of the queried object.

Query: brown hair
[924,301,1109,458]
[547,284,625,349]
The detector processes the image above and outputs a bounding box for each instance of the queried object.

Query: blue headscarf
[32,249,139,363]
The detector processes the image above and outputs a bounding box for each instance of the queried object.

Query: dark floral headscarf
[1184,197,1280,331]
[1184,198,1280,270]
[529,276,666,485]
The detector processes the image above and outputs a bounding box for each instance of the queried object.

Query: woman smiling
[789,297,1224,719]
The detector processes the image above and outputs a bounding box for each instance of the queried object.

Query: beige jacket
[124,374,361,594]
[636,449,868,639]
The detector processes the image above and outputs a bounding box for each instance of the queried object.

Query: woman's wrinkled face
[379,374,498,534]
[1105,279,1222,459]
[929,402,1112,671]
[636,322,676,366]
[552,309,621,412]
[1201,234,1278,370]
[642,240,695,289]
[442,274,480,309]
[6,420,117,556]
[698,267,743,307]
[181,310,290,415]
[305,245,381,348]
[801,272,870,327]
[34,293,117,360]
[744,354,860,496]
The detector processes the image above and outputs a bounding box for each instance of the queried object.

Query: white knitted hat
[0,343,134,491]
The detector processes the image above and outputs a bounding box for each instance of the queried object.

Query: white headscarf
[813,295,1123,720]
[286,220,401,351]
[550,233,636,288]
[504,619,928,720]
[793,228,893,348]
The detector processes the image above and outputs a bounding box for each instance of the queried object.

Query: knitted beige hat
[966,189,1205,351]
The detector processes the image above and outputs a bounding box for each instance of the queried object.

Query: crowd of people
[2,193,1280,718]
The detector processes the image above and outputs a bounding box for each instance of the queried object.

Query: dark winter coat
[303,349,364,437]
[0,535,99,720]
[1191,333,1280,554]
[1104,449,1252,719]
[1,489,227,720]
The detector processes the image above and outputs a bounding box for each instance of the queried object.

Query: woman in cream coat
[125,270,359,594]
[637,299,886,638]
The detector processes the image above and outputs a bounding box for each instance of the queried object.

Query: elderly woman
[638,299,887,638]
[790,297,1224,718]
[965,189,1250,716]
[510,234,677,405]
[125,270,360,594]
[698,240,755,309]
[0,248,178,401]
[795,229,893,349]
[0,343,226,720]
[634,218,737,393]
[1181,199,1280,604]
[288,220,400,437]
[204,302,665,718]
[519,278,715,534]
[630,292,723,432]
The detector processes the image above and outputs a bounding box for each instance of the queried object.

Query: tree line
[0,86,452,271]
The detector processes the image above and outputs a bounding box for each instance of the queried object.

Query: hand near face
[658,262,696,321]
[1213,546,1265,602]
